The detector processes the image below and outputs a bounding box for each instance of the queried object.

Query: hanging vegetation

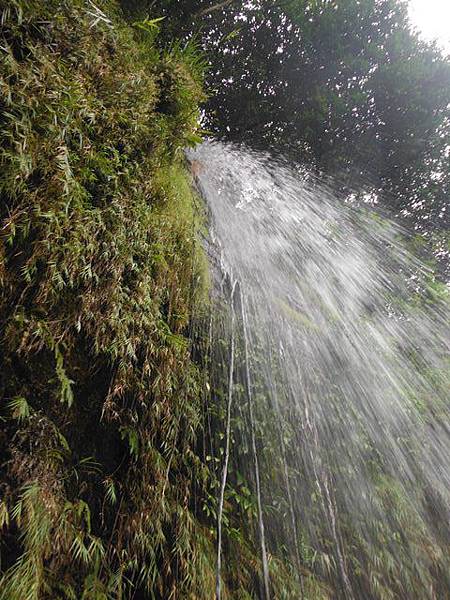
[0,0,212,597]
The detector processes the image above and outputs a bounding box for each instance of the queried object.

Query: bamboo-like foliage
[0,0,216,597]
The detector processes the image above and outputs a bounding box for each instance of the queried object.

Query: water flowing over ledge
[189,140,450,599]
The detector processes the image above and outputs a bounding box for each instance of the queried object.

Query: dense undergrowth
[0,1,329,598]
[0,1,213,597]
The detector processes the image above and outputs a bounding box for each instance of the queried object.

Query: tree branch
[195,0,238,18]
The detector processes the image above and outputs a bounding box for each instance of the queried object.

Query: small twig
[196,0,238,18]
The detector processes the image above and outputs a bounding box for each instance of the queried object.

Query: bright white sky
[408,0,450,52]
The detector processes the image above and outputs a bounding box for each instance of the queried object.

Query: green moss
[0,1,213,597]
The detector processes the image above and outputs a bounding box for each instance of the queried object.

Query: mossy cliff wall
[0,2,328,598]
[0,1,213,598]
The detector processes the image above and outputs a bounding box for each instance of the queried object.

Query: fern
[8,396,31,422]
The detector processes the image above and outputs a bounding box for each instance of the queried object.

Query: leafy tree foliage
[139,0,450,229]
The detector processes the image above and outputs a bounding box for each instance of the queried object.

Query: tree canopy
[127,0,450,231]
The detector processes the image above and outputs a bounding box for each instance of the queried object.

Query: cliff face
[0,2,213,597]
[0,3,327,598]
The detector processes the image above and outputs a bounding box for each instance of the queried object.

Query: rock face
[191,158,205,178]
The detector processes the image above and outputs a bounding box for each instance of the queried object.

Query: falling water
[215,280,237,600]
[188,141,450,599]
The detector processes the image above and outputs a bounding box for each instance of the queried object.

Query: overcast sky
[408,0,450,52]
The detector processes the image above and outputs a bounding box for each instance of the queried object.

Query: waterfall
[189,141,450,599]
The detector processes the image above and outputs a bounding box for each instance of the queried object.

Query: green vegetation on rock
[0,2,317,598]
[0,1,212,597]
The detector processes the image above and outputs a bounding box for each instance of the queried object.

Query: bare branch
[196,0,238,18]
